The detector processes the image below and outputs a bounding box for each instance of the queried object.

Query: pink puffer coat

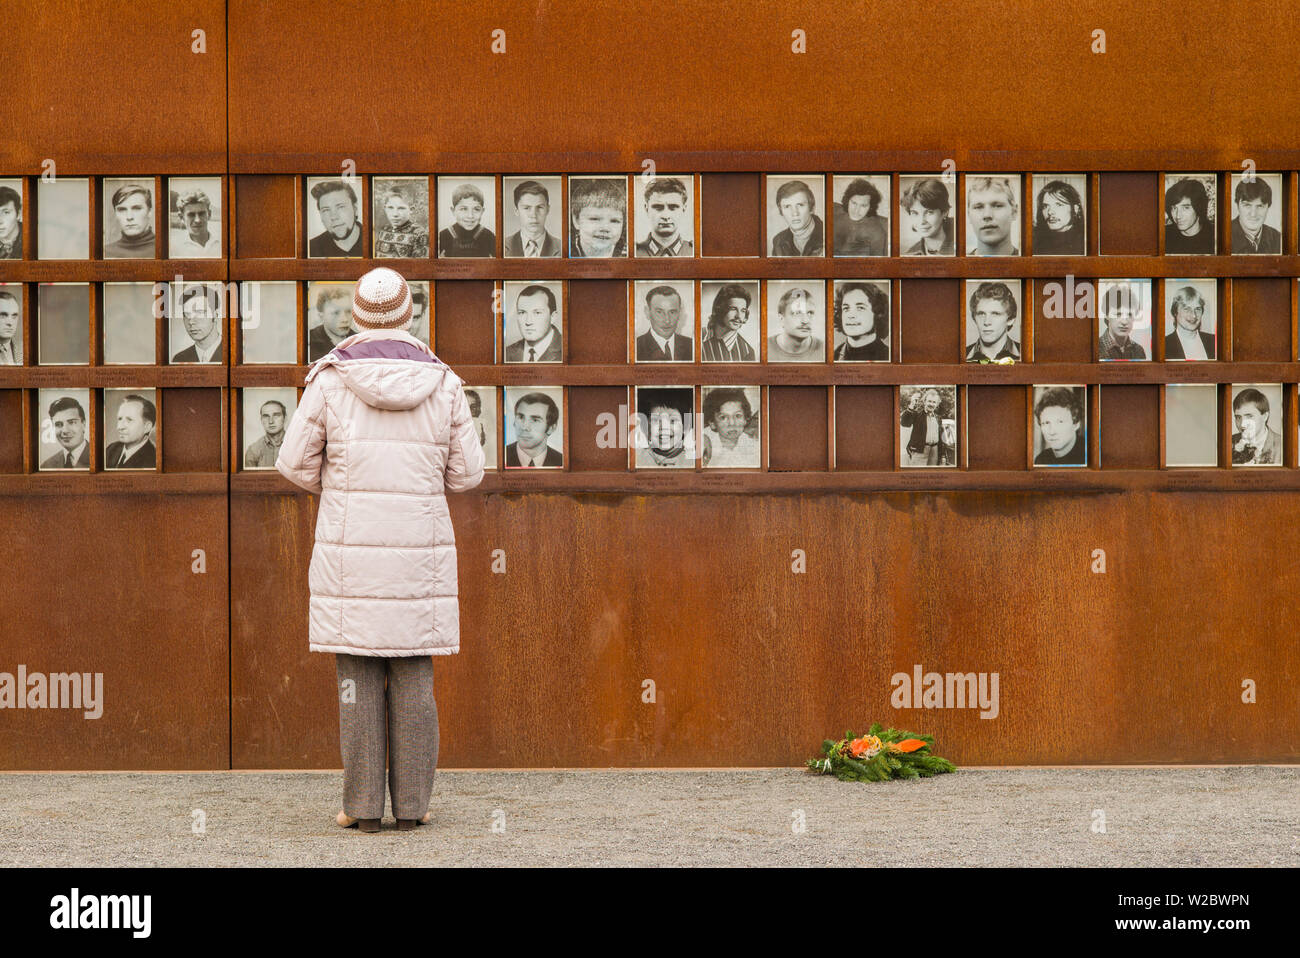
[275,327,485,656]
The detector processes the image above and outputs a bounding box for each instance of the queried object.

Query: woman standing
[277,267,485,833]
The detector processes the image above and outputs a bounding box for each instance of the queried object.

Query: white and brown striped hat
[351,267,413,330]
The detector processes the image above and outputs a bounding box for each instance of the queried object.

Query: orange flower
[893,738,926,753]
[849,734,883,758]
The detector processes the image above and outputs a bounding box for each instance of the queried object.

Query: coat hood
[305,329,449,410]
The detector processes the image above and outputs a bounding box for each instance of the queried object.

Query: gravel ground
[1,767,1296,867]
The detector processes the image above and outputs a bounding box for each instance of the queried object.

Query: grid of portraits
[2,170,1300,479]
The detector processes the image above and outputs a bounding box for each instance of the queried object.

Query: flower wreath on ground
[806,723,957,782]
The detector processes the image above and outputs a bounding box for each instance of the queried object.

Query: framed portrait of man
[36,388,91,471]
[1163,174,1217,255]
[306,281,357,362]
[463,386,497,470]
[372,176,430,258]
[1164,384,1218,468]
[701,385,761,469]
[503,386,564,469]
[102,178,156,259]
[306,176,364,258]
[103,388,158,471]
[765,280,826,362]
[633,280,695,363]
[502,280,563,364]
[1228,172,1283,254]
[965,175,1021,256]
[37,282,90,365]
[36,177,89,260]
[242,387,298,471]
[1163,279,1217,361]
[408,280,432,347]
[568,176,628,258]
[436,176,496,258]
[0,178,22,259]
[167,176,222,258]
[700,280,760,363]
[766,175,825,257]
[832,280,890,362]
[103,282,157,365]
[831,175,890,257]
[169,282,224,364]
[1032,385,1087,467]
[964,280,1024,363]
[1231,383,1283,467]
[238,281,297,364]
[899,175,955,257]
[633,175,696,257]
[1030,174,1087,256]
[899,385,957,468]
[502,176,563,259]
[0,283,23,365]
[1097,279,1152,362]
[634,386,696,468]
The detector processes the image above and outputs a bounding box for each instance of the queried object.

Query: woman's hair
[1164,178,1210,224]
[707,283,752,333]
[902,177,950,214]
[1035,180,1084,232]
[1035,386,1083,425]
[833,281,888,334]
[703,387,753,427]
[840,178,881,217]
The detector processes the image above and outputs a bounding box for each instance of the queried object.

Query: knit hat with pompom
[351,267,413,330]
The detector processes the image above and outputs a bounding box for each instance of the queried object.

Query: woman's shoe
[357,818,381,833]
[396,812,432,831]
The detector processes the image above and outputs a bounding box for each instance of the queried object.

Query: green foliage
[804,726,957,783]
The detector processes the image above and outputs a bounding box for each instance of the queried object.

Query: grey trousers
[335,653,439,820]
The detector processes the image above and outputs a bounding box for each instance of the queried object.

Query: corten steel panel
[231,491,1299,768]
[768,386,828,471]
[160,388,224,473]
[1099,173,1159,255]
[1232,278,1291,363]
[235,176,297,259]
[967,386,1027,470]
[701,174,762,257]
[0,495,229,769]
[0,391,21,472]
[900,280,960,364]
[833,386,893,471]
[1101,385,1160,469]
[2,0,226,173]
[1033,278,1096,363]
[568,281,629,365]
[568,386,628,471]
[434,281,496,365]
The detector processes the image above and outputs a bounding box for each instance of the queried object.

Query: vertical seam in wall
[225,0,233,771]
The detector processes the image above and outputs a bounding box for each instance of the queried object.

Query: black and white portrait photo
[503,281,563,363]
[633,176,695,257]
[167,177,222,258]
[169,283,224,364]
[409,280,431,346]
[1031,174,1087,256]
[700,281,759,363]
[102,282,157,365]
[569,176,628,258]
[1098,279,1152,362]
[633,280,694,363]
[0,179,22,259]
[766,280,826,362]
[899,385,957,468]
[767,175,825,257]
[1163,279,1217,361]
[832,175,890,257]
[307,281,356,362]
[306,177,364,258]
[238,281,297,364]
[1032,385,1087,467]
[1229,173,1283,254]
[965,280,1023,362]
[0,284,22,364]
[103,388,158,471]
[36,178,89,260]
[102,179,155,259]
[242,387,297,470]
[503,177,563,258]
[463,386,497,470]
[437,176,496,258]
[36,389,90,471]
[1231,383,1283,467]
[634,386,696,468]
[372,176,430,259]
[899,175,955,256]
[503,386,564,468]
[37,283,90,365]
[966,175,1021,256]
[1164,174,1216,254]
[832,280,890,362]
[1165,384,1218,467]
[701,385,761,469]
